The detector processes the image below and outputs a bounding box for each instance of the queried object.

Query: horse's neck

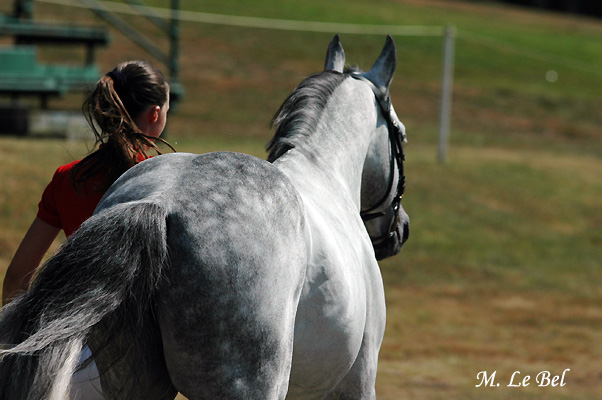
[275,79,377,208]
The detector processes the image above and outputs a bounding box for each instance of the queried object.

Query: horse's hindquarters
[154,152,307,399]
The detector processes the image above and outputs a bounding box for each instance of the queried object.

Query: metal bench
[0,2,109,134]
[0,14,110,65]
[0,46,99,108]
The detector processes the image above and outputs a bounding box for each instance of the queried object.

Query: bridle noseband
[351,74,406,245]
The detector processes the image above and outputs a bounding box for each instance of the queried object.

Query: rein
[351,74,406,244]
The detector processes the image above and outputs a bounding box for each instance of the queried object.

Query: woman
[2,60,173,398]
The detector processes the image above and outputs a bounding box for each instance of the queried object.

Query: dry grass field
[1,1,601,398]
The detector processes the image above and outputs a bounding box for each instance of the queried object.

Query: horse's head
[325,35,410,260]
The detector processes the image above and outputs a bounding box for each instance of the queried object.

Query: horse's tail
[0,201,169,400]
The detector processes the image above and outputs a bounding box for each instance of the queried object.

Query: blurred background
[1,1,600,398]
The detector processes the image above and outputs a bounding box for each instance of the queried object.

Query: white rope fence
[458,30,602,77]
[39,0,457,162]
[39,0,598,76]
[37,0,600,163]
[38,0,445,36]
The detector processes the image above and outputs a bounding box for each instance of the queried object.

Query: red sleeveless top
[37,160,106,238]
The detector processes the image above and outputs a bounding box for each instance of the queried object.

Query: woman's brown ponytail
[72,61,174,192]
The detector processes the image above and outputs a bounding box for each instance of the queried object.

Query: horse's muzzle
[374,215,409,261]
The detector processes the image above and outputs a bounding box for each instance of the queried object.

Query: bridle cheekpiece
[351,73,407,245]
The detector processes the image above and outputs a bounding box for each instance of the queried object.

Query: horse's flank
[0,35,409,400]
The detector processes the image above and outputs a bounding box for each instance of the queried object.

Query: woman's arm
[2,217,60,305]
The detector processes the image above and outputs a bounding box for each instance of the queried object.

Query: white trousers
[70,346,104,400]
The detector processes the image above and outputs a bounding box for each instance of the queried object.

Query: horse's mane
[267,68,360,162]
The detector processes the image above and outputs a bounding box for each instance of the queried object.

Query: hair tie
[106,68,127,87]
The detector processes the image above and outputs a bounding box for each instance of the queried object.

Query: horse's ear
[324,34,345,73]
[365,35,397,89]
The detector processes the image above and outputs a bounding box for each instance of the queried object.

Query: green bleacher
[0,13,110,65]
[0,1,110,133]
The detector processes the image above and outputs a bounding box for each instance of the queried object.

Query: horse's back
[103,151,307,399]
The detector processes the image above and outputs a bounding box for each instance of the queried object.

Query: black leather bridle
[351,74,406,244]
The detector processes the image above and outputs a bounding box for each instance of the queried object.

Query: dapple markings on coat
[0,35,409,400]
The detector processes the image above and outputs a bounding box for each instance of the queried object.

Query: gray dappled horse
[0,35,409,399]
